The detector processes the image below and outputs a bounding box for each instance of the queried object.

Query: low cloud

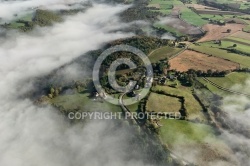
[0,102,150,166]
[0,2,132,99]
[0,1,155,166]
[0,0,89,22]
[169,77,250,166]
[219,79,250,166]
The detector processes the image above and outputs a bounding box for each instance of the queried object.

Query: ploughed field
[198,23,246,42]
[169,50,239,72]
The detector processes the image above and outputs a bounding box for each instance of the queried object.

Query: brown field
[231,31,250,40]
[198,24,246,42]
[186,4,219,10]
[169,50,239,72]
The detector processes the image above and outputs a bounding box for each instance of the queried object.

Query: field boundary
[223,38,250,46]
[202,77,250,97]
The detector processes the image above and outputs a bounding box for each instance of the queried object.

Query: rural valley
[0,0,250,166]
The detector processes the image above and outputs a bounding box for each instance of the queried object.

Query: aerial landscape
[0,0,249,166]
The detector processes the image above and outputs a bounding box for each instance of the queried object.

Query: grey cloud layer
[0,2,149,166]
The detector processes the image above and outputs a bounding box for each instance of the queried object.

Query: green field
[149,0,183,7]
[152,85,206,121]
[159,120,216,145]
[199,14,234,21]
[220,40,250,53]
[20,13,34,21]
[180,8,208,26]
[148,46,184,62]
[148,0,185,15]
[240,2,250,10]
[225,36,250,45]
[50,92,120,113]
[198,78,226,95]
[205,72,250,89]
[127,103,139,112]
[198,72,250,96]
[146,92,182,112]
[8,13,34,29]
[158,119,234,164]
[9,22,25,29]
[243,25,250,32]
[149,0,174,15]
[190,42,250,67]
[200,39,250,53]
[154,23,184,36]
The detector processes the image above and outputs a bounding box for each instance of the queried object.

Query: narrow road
[119,93,140,125]
[169,45,189,60]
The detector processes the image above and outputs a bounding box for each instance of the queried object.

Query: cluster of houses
[154,74,177,85]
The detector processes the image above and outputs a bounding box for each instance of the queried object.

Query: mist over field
[0,0,88,21]
[171,80,250,166]
[0,1,155,166]
[1,0,250,166]
[220,82,250,166]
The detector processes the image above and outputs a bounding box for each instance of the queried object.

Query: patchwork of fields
[151,85,206,121]
[20,1,249,165]
[145,0,250,165]
[149,0,250,38]
[189,42,250,67]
